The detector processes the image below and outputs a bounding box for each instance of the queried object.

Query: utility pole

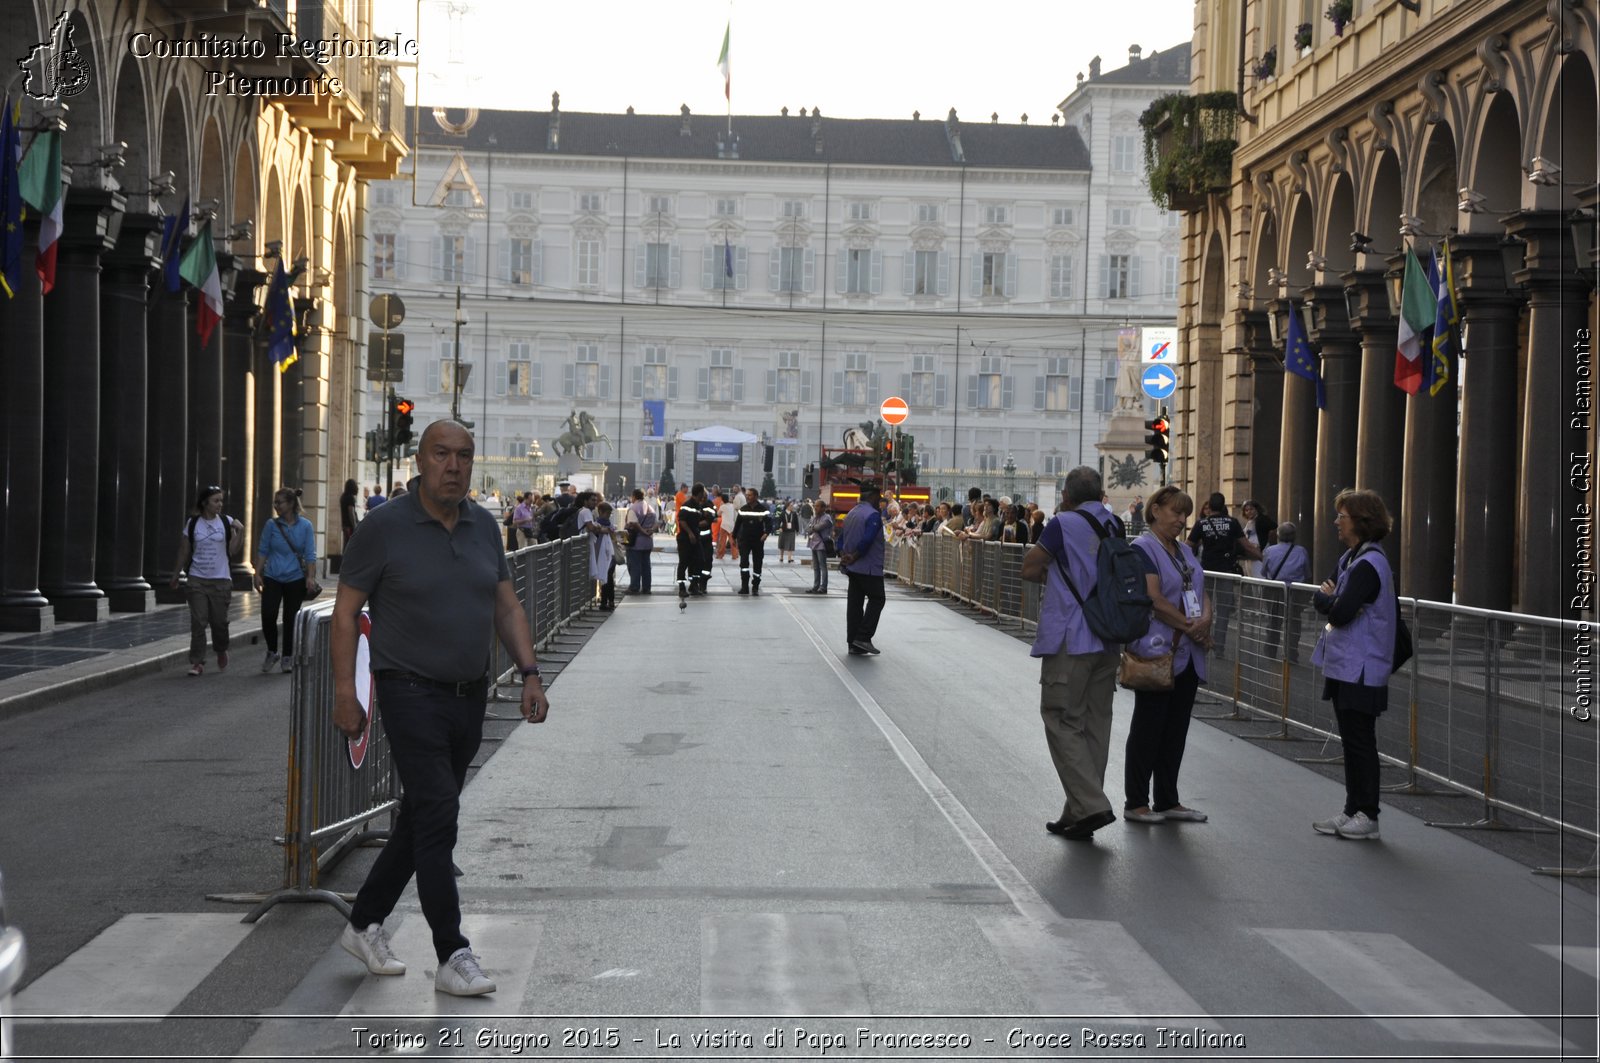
[451,285,463,422]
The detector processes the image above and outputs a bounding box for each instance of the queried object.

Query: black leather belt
[373,669,488,697]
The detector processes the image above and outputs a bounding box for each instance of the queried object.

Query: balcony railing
[1140,91,1239,212]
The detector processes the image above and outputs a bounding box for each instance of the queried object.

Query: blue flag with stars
[1427,242,1458,397]
[265,258,298,373]
[1284,302,1326,410]
[0,97,24,299]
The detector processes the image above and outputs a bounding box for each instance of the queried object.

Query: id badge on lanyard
[1183,587,1202,619]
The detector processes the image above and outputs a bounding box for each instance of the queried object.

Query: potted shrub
[1139,92,1239,212]
[1294,22,1314,53]
[1253,46,1278,81]
[1325,0,1353,37]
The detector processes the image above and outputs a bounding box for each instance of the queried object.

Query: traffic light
[393,396,415,446]
[1144,409,1170,466]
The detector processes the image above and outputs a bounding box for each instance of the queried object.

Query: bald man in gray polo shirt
[331,419,550,997]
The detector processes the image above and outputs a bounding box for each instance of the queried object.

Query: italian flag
[717,22,730,101]
[179,218,224,346]
[18,127,62,294]
[1392,247,1434,395]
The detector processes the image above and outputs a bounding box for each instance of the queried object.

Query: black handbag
[1391,614,1413,673]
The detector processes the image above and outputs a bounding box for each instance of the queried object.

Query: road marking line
[1256,928,1566,1047]
[15,913,252,1020]
[341,913,545,1016]
[1535,943,1600,978]
[701,913,871,1015]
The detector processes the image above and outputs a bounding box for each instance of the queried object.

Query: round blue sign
[1142,364,1177,400]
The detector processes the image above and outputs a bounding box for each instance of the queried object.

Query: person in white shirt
[171,485,243,676]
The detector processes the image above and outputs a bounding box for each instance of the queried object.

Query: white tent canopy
[681,425,759,444]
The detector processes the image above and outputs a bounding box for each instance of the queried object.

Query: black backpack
[542,500,583,540]
[1053,510,1153,643]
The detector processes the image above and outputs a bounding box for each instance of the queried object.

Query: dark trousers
[626,548,652,593]
[1123,661,1201,811]
[1262,594,1304,663]
[259,576,307,655]
[676,539,697,589]
[349,676,486,963]
[1209,577,1236,652]
[845,572,885,646]
[811,548,829,590]
[1333,700,1381,820]
[739,538,764,587]
[598,563,616,607]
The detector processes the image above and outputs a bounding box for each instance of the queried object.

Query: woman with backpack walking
[171,485,243,677]
[623,488,658,594]
[1122,485,1213,826]
[253,487,319,673]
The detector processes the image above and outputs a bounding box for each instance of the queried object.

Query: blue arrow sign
[1142,364,1177,400]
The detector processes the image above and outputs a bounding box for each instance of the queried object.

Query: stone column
[96,212,161,612]
[222,260,264,587]
[0,220,52,631]
[1240,310,1282,515]
[1306,284,1361,578]
[1349,268,1404,515]
[39,187,123,622]
[146,284,189,602]
[1451,233,1522,611]
[1276,303,1319,553]
[1506,210,1593,617]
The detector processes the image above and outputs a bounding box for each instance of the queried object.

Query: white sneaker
[436,947,496,996]
[261,651,280,673]
[340,923,406,975]
[1336,811,1381,840]
[1312,812,1352,836]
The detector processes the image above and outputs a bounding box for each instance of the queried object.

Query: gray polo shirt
[340,487,511,682]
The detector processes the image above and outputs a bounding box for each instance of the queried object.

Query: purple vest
[1312,544,1396,686]
[1129,534,1207,683]
[1030,502,1117,659]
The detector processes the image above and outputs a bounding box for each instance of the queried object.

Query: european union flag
[1284,302,1326,410]
[265,258,297,373]
[0,97,23,299]
[160,196,188,293]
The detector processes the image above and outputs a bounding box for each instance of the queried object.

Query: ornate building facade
[0,0,406,631]
[1173,0,1595,616]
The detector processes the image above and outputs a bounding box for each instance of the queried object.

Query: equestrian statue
[551,409,613,458]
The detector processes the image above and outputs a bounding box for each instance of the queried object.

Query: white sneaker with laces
[1312,812,1351,836]
[1335,811,1380,840]
[436,947,496,996]
[261,651,280,673]
[340,923,406,975]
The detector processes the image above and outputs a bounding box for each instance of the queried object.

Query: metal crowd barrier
[886,541,1596,876]
[213,534,598,918]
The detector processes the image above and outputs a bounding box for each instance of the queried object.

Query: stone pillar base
[0,605,55,633]
[154,585,188,605]
[50,596,110,623]
[108,588,157,613]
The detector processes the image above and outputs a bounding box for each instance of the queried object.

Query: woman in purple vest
[1310,489,1398,841]
[1123,485,1214,825]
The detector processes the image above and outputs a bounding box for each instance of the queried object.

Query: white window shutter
[599,364,612,399]
[431,237,443,281]
[1035,375,1046,410]
[900,372,911,394]
[632,365,644,398]
[533,241,543,285]
[870,250,883,294]
[1099,255,1110,298]
[426,358,439,394]
[1005,254,1019,298]
[1002,376,1015,410]
[1069,375,1082,411]
[769,249,781,292]
[967,374,978,407]
[902,252,914,294]
[669,245,682,288]
[801,371,812,403]
[634,244,647,289]
[937,251,950,296]
[668,366,679,398]
[1130,256,1143,298]
[465,237,477,276]
[394,235,407,280]
[766,370,777,403]
[499,239,509,282]
[735,246,748,290]
[935,374,948,407]
[733,368,745,401]
[563,364,575,397]
[697,368,710,401]
[495,361,508,396]
[702,246,715,289]
[836,248,848,294]
[971,253,983,297]
[530,362,543,396]
[803,249,815,292]
[868,372,879,401]
[832,371,844,405]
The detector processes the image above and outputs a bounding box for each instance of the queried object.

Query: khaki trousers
[1038,648,1120,822]
[185,577,233,664]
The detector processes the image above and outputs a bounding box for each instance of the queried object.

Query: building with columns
[363,49,1187,507]
[1170,0,1595,617]
[0,0,406,632]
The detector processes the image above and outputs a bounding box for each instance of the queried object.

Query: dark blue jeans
[1124,661,1201,811]
[349,674,486,962]
[625,547,652,592]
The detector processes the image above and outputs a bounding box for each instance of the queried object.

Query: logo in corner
[18,12,91,103]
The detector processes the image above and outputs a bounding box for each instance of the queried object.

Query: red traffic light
[1151,417,1168,434]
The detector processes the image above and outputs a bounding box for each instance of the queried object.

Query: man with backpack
[622,488,659,594]
[1021,466,1150,841]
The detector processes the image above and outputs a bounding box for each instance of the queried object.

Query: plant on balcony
[1140,91,1239,212]
[1252,46,1278,82]
[1294,22,1314,52]
[1325,0,1353,37]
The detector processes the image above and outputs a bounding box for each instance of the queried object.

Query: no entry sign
[880,396,909,425]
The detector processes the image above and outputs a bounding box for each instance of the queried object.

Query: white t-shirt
[185,515,233,580]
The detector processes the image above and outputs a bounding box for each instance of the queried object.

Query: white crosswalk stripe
[700,913,870,1015]
[14,913,252,1021]
[1256,928,1568,1048]
[1535,944,1600,978]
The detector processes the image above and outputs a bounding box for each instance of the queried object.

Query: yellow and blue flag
[265,258,298,373]
[1284,302,1325,410]
[1426,241,1458,397]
